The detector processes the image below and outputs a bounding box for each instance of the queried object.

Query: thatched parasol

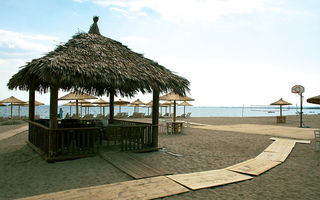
[59,92,97,118]
[178,101,193,116]
[307,95,320,105]
[160,92,194,122]
[21,100,45,106]
[270,98,292,118]
[130,99,145,112]
[0,103,6,106]
[82,103,95,115]
[63,101,76,116]
[114,99,130,113]
[0,96,26,119]
[93,98,109,116]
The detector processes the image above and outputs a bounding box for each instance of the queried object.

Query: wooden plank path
[226,158,281,176]
[167,169,253,190]
[100,151,170,179]
[0,124,28,141]
[18,176,189,200]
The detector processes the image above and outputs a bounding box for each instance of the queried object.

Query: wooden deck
[100,151,170,179]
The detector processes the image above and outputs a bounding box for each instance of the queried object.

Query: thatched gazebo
[7,17,189,161]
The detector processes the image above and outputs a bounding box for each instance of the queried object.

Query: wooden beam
[49,86,58,158]
[109,90,115,124]
[29,85,35,121]
[152,88,159,147]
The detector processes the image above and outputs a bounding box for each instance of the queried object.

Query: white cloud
[87,0,275,23]
[0,30,58,53]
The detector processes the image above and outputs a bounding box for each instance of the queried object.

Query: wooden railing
[28,120,100,161]
[27,119,158,161]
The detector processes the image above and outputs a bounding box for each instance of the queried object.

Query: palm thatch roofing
[114,99,130,105]
[0,96,25,104]
[93,98,109,104]
[20,100,45,106]
[307,94,320,105]
[270,98,291,106]
[58,92,97,101]
[178,101,193,106]
[7,17,189,97]
[160,92,194,101]
[131,99,145,105]
[63,101,76,106]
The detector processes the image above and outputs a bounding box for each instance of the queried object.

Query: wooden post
[29,86,35,121]
[152,88,159,147]
[109,90,115,124]
[173,100,176,122]
[49,86,58,158]
[10,103,13,120]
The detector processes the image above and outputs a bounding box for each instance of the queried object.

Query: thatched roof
[160,92,194,101]
[270,98,291,106]
[93,98,109,104]
[307,95,320,105]
[114,99,130,105]
[0,96,25,104]
[8,17,189,97]
[178,101,193,106]
[59,92,97,101]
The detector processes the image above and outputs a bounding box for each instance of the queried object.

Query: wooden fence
[28,119,157,161]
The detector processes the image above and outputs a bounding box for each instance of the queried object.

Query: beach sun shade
[59,92,97,118]
[21,100,45,106]
[0,103,6,106]
[160,92,194,122]
[93,98,109,115]
[63,101,76,115]
[0,96,26,120]
[270,98,292,118]
[178,101,193,116]
[130,99,145,112]
[307,95,320,105]
[114,99,130,113]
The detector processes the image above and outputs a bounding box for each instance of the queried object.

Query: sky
[0,0,319,106]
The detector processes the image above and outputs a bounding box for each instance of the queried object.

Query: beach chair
[315,130,320,151]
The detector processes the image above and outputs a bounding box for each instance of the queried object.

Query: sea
[0,105,319,119]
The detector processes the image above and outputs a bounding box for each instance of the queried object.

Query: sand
[0,115,319,199]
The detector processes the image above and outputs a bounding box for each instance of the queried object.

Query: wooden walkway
[18,137,311,199]
[167,169,252,190]
[100,151,170,179]
[0,124,28,141]
[18,176,189,200]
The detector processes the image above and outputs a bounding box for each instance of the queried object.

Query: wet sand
[0,115,319,199]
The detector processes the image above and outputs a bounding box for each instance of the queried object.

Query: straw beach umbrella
[93,98,109,116]
[63,101,76,116]
[59,92,97,118]
[0,103,6,106]
[307,94,320,105]
[160,92,194,122]
[0,96,25,119]
[270,98,292,118]
[178,101,193,116]
[114,99,129,113]
[131,99,145,112]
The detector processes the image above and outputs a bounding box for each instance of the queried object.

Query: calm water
[0,105,319,119]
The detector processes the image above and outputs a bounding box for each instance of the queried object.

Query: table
[166,121,184,134]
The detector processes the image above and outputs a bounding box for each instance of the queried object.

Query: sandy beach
[0,115,319,199]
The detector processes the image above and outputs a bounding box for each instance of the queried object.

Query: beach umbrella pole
[11,103,13,120]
